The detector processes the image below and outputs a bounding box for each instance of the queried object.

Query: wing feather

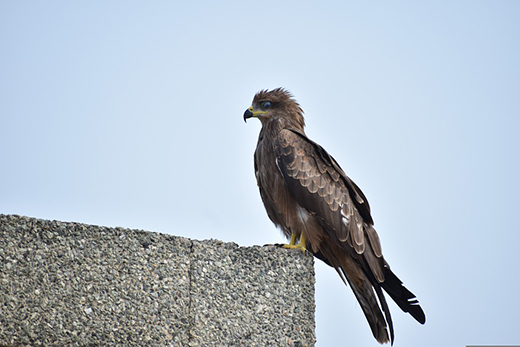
[366,224,383,258]
[276,129,381,266]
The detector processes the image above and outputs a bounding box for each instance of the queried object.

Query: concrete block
[0,214,315,346]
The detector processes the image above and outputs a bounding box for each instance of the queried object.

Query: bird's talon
[282,243,307,253]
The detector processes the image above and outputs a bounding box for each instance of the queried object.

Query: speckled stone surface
[0,214,315,347]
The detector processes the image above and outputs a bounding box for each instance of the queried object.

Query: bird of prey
[244,88,425,344]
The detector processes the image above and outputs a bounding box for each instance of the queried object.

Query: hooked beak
[243,106,268,123]
[243,106,254,122]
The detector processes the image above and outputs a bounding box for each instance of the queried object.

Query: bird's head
[243,88,305,130]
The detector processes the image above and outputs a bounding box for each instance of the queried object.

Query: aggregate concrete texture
[0,214,315,347]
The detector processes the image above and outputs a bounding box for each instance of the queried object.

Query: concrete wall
[0,214,315,346]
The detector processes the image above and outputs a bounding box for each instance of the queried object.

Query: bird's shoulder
[275,128,374,225]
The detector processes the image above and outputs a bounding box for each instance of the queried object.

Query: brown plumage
[244,88,425,345]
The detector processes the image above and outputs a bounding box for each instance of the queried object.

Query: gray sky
[1,1,519,346]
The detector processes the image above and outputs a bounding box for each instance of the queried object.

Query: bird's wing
[275,128,385,279]
[275,128,426,328]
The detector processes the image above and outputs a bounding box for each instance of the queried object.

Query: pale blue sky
[1,1,519,346]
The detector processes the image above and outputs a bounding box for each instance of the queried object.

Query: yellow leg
[288,232,298,245]
[283,233,307,253]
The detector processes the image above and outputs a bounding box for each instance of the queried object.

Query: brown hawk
[244,88,425,344]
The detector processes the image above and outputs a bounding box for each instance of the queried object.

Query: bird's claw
[282,243,307,254]
[263,243,307,253]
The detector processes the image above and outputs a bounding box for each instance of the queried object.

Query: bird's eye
[262,101,272,109]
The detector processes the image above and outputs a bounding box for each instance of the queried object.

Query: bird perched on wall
[243,88,425,345]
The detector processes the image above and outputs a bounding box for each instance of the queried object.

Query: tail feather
[372,281,395,344]
[341,268,391,344]
[381,263,426,325]
[310,240,425,344]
